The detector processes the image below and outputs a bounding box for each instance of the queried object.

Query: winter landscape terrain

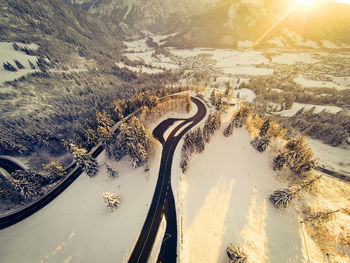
[1,0,350,262]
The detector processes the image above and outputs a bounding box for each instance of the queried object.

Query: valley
[0,0,350,262]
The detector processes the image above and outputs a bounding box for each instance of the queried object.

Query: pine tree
[283,137,316,175]
[86,127,98,147]
[96,111,114,132]
[270,176,321,209]
[273,153,287,170]
[185,94,192,113]
[180,153,189,173]
[14,59,25,69]
[102,192,120,210]
[303,209,339,223]
[194,128,205,153]
[251,136,271,152]
[12,42,19,51]
[210,90,217,106]
[260,118,271,137]
[226,245,248,263]
[28,59,36,69]
[215,93,224,111]
[42,161,66,183]
[3,62,17,72]
[67,143,98,177]
[105,162,118,178]
[224,84,233,98]
[224,123,234,137]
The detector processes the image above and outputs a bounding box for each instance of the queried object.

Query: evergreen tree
[270,176,321,209]
[43,161,66,183]
[3,62,17,72]
[105,162,118,178]
[224,84,233,98]
[12,42,19,51]
[185,94,192,113]
[102,192,120,210]
[14,59,25,69]
[180,153,189,173]
[226,245,248,263]
[251,136,271,152]
[194,128,205,153]
[210,90,217,106]
[224,123,234,137]
[273,153,287,170]
[260,118,271,137]
[67,143,98,177]
[28,59,36,69]
[303,209,339,223]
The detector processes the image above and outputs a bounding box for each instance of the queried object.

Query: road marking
[163,233,172,242]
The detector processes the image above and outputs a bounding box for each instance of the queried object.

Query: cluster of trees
[107,117,153,168]
[0,76,186,166]
[242,76,350,108]
[276,108,350,147]
[3,62,18,72]
[181,112,222,173]
[223,105,251,137]
[226,245,248,263]
[250,118,271,152]
[12,42,37,55]
[270,176,320,209]
[0,168,54,204]
[209,90,224,111]
[273,137,316,175]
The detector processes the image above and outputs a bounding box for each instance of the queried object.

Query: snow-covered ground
[276,102,342,117]
[0,147,163,263]
[0,42,39,84]
[234,88,256,103]
[172,126,310,263]
[271,52,320,65]
[306,138,350,175]
[294,76,350,91]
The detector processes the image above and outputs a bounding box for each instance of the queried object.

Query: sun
[296,0,317,5]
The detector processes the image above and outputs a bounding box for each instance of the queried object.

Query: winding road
[128,97,207,263]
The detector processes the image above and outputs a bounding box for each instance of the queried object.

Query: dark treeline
[276,108,350,147]
[241,77,350,109]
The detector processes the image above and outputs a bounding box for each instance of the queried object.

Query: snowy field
[0,42,39,84]
[306,138,350,175]
[294,76,350,91]
[276,102,342,117]
[172,126,310,263]
[0,147,163,263]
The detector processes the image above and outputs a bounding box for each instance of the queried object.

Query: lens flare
[296,0,317,6]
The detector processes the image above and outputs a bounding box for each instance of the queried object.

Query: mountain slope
[163,0,350,49]
[64,0,219,33]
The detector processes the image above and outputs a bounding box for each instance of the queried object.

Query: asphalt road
[128,97,207,263]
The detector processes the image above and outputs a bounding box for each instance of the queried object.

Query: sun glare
[296,0,317,5]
